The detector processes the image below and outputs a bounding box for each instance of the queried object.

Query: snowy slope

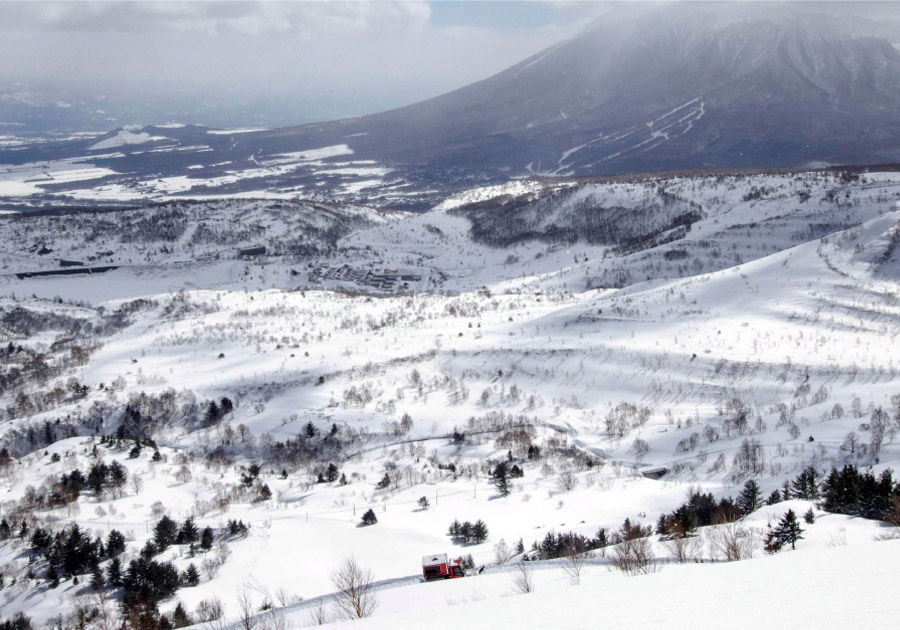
[319,539,900,630]
[2,169,900,627]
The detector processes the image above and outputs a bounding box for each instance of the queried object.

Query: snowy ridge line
[641,438,900,478]
[228,350,440,402]
[208,556,727,630]
[343,422,557,460]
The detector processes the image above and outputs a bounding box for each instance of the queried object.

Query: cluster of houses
[307,263,423,292]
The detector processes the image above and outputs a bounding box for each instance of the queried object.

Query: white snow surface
[320,539,900,630]
[2,170,900,627]
[90,130,166,150]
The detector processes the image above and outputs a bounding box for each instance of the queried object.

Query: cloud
[0,1,593,121]
[0,1,432,38]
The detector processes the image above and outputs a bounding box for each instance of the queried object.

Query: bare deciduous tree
[706,522,757,561]
[237,586,258,630]
[202,557,221,580]
[308,598,330,626]
[260,608,290,630]
[511,559,534,594]
[275,587,301,608]
[886,495,900,526]
[611,537,657,576]
[563,549,589,585]
[493,538,512,565]
[129,473,144,496]
[556,471,578,492]
[196,597,225,623]
[89,589,118,630]
[331,555,378,620]
[662,534,702,563]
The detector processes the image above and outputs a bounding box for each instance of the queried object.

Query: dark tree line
[530,530,598,560]
[29,525,126,583]
[821,465,898,520]
[87,459,128,493]
[259,422,348,467]
[452,186,703,250]
[718,464,899,527]
[116,390,181,441]
[655,489,741,537]
[0,613,31,630]
[448,519,489,544]
[149,516,214,554]
[202,397,234,428]
[25,515,218,625]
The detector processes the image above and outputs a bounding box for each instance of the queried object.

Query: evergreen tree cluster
[122,557,181,607]
[97,432,155,454]
[87,459,128,494]
[721,464,899,526]
[791,465,821,500]
[361,508,378,526]
[116,390,181,440]
[152,516,213,552]
[239,463,272,502]
[47,469,86,508]
[202,397,234,427]
[240,463,261,487]
[0,613,31,630]
[490,461,523,497]
[821,465,898,520]
[655,489,741,536]
[736,479,762,515]
[447,519,489,544]
[261,422,346,467]
[613,518,653,543]
[226,519,249,537]
[29,525,128,582]
[531,530,600,560]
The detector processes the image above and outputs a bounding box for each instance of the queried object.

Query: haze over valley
[2,4,900,630]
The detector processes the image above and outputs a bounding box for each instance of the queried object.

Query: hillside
[1,168,900,627]
[223,4,900,177]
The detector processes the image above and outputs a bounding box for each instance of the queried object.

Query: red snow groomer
[422,554,465,581]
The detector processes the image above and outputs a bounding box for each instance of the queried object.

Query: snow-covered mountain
[6,4,900,208]
[218,3,900,176]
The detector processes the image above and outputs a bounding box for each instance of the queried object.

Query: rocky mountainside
[248,3,900,176]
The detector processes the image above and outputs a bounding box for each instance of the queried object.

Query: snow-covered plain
[1,169,900,627]
[90,130,167,151]
[0,138,402,204]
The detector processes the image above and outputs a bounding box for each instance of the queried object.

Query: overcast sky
[0,1,617,118]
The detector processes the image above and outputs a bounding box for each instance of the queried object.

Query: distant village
[306,263,427,293]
